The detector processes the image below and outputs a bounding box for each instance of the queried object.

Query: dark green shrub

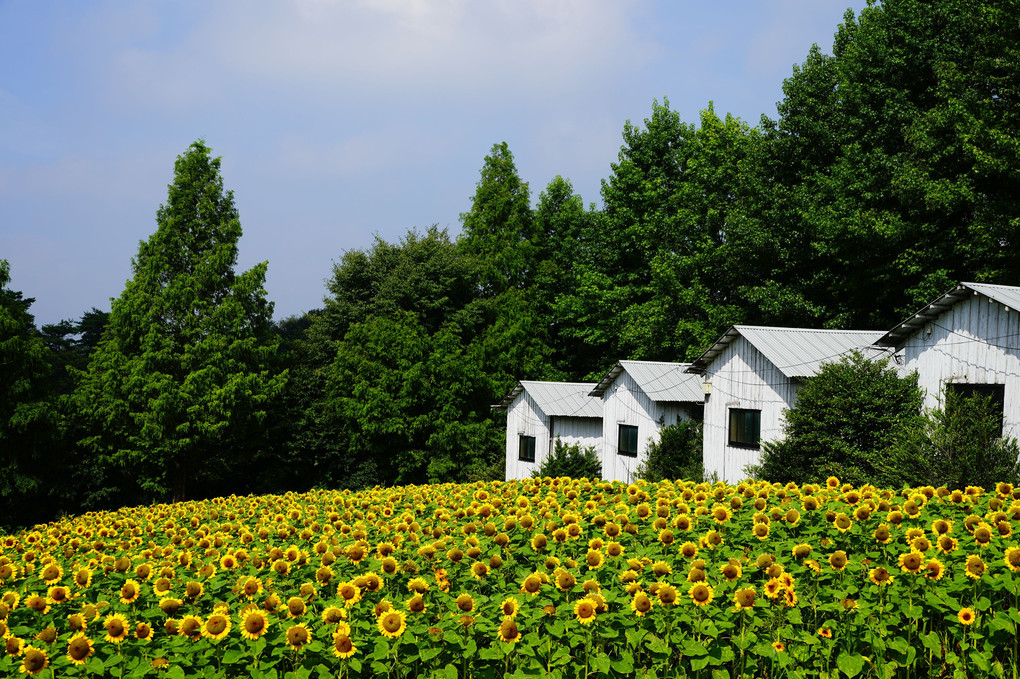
[637,420,704,482]
[749,351,924,486]
[532,438,602,479]
[880,389,1020,489]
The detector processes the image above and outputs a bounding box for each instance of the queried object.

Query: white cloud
[88,0,654,114]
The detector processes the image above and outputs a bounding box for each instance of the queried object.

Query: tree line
[2,0,1018,528]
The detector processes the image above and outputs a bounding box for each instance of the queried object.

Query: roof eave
[876,284,973,347]
[687,326,742,374]
[588,363,625,397]
[493,382,526,411]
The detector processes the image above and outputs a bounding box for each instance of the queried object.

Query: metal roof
[588,360,703,402]
[493,381,602,418]
[687,326,886,378]
[878,282,1020,347]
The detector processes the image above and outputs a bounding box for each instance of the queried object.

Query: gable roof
[588,360,703,402]
[687,325,886,378]
[877,282,1020,347]
[493,381,601,418]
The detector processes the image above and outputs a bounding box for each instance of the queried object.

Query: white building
[588,360,704,483]
[688,326,885,483]
[494,381,602,480]
[875,282,1020,439]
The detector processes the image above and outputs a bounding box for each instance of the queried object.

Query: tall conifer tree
[72,141,286,504]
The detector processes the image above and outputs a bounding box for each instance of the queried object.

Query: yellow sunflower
[1004,547,1020,572]
[520,574,543,596]
[630,592,653,617]
[406,594,427,615]
[40,563,62,585]
[66,632,94,665]
[286,596,306,618]
[179,615,203,642]
[498,618,522,643]
[72,568,92,589]
[239,609,270,641]
[332,631,356,659]
[119,579,141,605]
[898,551,924,574]
[733,588,756,611]
[924,559,945,581]
[5,636,24,656]
[103,613,130,644]
[958,607,977,625]
[337,582,363,607]
[574,598,597,625]
[689,583,714,607]
[377,610,406,639]
[202,613,231,641]
[19,645,49,676]
[456,594,475,614]
[499,597,520,619]
[285,624,311,652]
[764,578,784,599]
[470,562,488,580]
[184,581,204,600]
[656,583,679,607]
[46,586,71,606]
[134,622,153,642]
[937,535,959,554]
[152,577,173,598]
[321,606,346,625]
[965,554,986,580]
[868,567,893,587]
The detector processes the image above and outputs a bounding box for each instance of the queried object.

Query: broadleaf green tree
[730,0,1020,329]
[557,101,751,371]
[71,141,286,505]
[295,227,507,488]
[0,260,63,529]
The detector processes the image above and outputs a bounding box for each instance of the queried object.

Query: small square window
[618,424,639,457]
[729,409,761,448]
[946,383,1005,436]
[519,435,536,462]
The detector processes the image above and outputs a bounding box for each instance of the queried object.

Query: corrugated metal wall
[504,391,548,480]
[703,336,800,483]
[550,417,602,458]
[903,293,1020,439]
[598,371,695,483]
[504,394,603,480]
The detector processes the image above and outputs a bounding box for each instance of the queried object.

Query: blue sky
[1,0,867,327]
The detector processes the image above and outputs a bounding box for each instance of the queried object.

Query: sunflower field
[1,477,1019,679]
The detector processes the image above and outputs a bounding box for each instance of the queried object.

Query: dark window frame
[618,424,639,457]
[518,434,536,462]
[728,408,761,449]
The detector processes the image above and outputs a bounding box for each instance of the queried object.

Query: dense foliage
[2,0,1020,525]
[882,391,1020,491]
[752,353,926,488]
[69,141,287,508]
[0,260,64,528]
[531,440,602,480]
[1,478,1019,678]
[637,420,705,484]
